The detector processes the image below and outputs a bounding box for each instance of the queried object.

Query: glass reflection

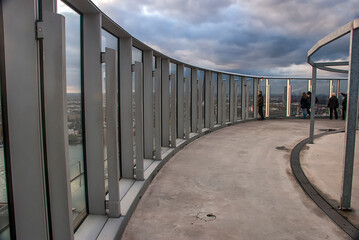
[101,29,118,190]
[269,79,286,117]
[316,80,330,116]
[57,1,87,228]
[198,71,205,128]
[213,73,218,124]
[223,75,230,122]
[246,78,254,119]
[234,76,241,120]
[184,68,192,133]
[290,80,308,117]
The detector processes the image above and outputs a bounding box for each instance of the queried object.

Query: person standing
[257,91,264,120]
[300,92,308,119]
[340,92,347,120]
[306,91,312,117]
[327,93,339,119]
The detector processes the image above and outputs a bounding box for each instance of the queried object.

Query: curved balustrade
[0,0,357,240]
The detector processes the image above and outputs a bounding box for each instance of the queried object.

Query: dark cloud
[91,0,359,76]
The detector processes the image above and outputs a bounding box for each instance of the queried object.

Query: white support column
[308,79,312,92]
[234,85,238,122]
[154,64,162,160]
[253,78,258,119]
[341,27,359,209]
[143,50,153,159]
[309,67,317,144]
[266,79,270,118]
[83,12,106,215]
[161,58,170,147]
[134,62,144,180]
[218,73,223,124]
[198,79,203,132]
[329,79,334,97]
[241,77,246,120]
[210,78,215,128]
[204,71,211,128]
[170,74,177,147]
[104,48,121,217]
[229,75,235,122]
[120,37,134,179]
[177,64,184,138]
[3,1,49,238]
[191,68,198,133]
[185,77,190,138]
[42,8,74,239]
[222,82,226,124]
[286,79,291,117]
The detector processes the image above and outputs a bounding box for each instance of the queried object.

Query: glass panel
[198,70,205,128]
[213,73,218,124]
[234,76,241,120]
[339,80,348,119]
[57,1,87,227]
[290,80,308,117]
[246,78,254,119]
[184,68,192,132]
[259,78,266,117]
[269,79,286,117]
[101,29,118,190]
[0,80,10,240]
[132,47,142,161]
[316,80,330,116]
[170,63,176,142]
[223,75,230,122]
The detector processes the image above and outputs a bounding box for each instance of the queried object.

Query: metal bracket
[36,21,44,39]
[100,52,106,63]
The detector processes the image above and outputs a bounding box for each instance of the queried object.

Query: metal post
[266,79,270,118]
[104,48,121,217]
[119,37,134,178]
[185,77,190,138]
[341,27,359,209]
[241,77,246,120]
[177,64,184,138]
[143,50,153,159]
[198,79,203,132]
[134,62,144,180]
[161,59,170,147]
[170,74,177,147]
[154,66,162,160]
[286,79,291,117]
[218,73,223,124]
[309,67,317,144]
[253,78,258,119]
[205,71,211,128]
[191,68,198,133]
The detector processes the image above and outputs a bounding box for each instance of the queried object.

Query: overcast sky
[92,0,359,77]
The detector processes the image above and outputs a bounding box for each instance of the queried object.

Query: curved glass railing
[0,0,357,239]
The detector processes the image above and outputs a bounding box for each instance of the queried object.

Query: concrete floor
[301,130,359,227]
[122,119,351,240]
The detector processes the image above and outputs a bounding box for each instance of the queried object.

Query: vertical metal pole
[143,50,153,159]
[105,48,121,217]
[154,66,162,160]
[83,12,106,214]
[119,37,134,178]
[161,59,170,147]
[266,79,270,118]
[253,78,258,119]
[198,79,203,132]
[185,77,190,138]
[170,74,177,147]
[134,62,144,180]
[204,71,211,128]
[218,73,223,124]
[222,82,226,124]
[341,27,359,209]
[177,64,184,138]
[191,68,198,133]
[286,79,291,117]
[241,77,246,120]
[309,67,317,144]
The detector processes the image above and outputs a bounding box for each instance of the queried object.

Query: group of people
[256,90,348,121]
[300,91,347,120]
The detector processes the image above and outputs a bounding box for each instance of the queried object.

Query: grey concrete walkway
[302,131,359,227]
[122,119,350,240]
